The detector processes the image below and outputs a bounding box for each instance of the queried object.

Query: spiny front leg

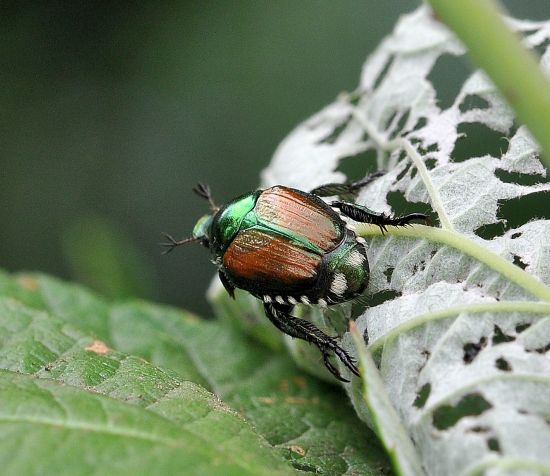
[263,301,359,382]
[309,171,385,198]
[331,201,430,233]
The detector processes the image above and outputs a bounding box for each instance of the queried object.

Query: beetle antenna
[193,183,218,212]
[160,232,200,255]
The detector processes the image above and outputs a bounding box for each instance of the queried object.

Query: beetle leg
[263,301,359,380]
[218,271,235,299]
[331,201,430,233]
[160,233,200,254]
[193,183,219,212]
[322,351,349,382]
[322,351,342,381]
[309,171,385,197]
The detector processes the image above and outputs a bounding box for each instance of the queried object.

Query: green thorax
[209,191,259,256]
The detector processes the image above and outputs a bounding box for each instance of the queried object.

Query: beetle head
[192,213,213,248]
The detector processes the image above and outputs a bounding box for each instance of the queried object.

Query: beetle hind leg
[309,171,385,198]
[263,301,359,381]
[321,352,348,382]
[331,201,430,233]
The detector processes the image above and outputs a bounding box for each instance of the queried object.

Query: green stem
[355,224,550,302]
[351,110,454,231]
[399,139,454,231]
[463,457,550,476]
[350,323,426,476]
[426,0,550,169]
[368,301,550,354]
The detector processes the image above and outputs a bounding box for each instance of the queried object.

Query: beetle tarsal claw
[159,233,198,254]
[323,340,360,379]
[322,352,349,382]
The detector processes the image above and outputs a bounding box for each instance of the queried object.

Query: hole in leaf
[409,141,439,160]
[495,357,512,371]
[383,110,398,132]
[412,260,426,274]
[424,158,437,169]
[373,55,395,90]
[495,169,546,186]
[386,191,432,222]
[510,232,522,239]
[347,91,362,106]
[318,116,351,145]
[395,162,411,181]
[497,192,550,229]
[487,437,501,453]
[367,289,401,308]
[534,38,550,57]
[336,149,378,180]
[492,325,515,345]
[350,300,367,320]
[531,342,550,354]
[418,349,431,372]
[475,222,505,240]
[433,393,492,430]
[388,109,411,140]
[362,328,369,346]
[463,337,487,363]
[470,426,490,433]
[414,383,431,408]
[383,267,394,283]
[458,94,491,113]
[452,123,509,161]
[396,149,407,163]
[519,28,540,37]
[428,54,473,110]
[515,322,531,333]
[396,110,411,133]
[512,255,527,270]
[411,117,427,132]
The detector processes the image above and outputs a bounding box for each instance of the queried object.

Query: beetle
[162,175,428,381]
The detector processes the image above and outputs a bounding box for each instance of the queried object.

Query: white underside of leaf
[262,6,550,476]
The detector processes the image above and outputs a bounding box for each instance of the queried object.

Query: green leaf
[0,298,296,476]
[208,284,284,352]
[106,302,392,475]
[0,370,293,476]
[0,272,392,475]
[1,270,111,339]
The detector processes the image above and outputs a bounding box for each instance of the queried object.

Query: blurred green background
[2,1,548,315]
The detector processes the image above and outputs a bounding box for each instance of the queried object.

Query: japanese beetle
[163,176,428,381]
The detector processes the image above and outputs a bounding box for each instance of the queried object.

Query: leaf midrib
[0,412,183,447]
